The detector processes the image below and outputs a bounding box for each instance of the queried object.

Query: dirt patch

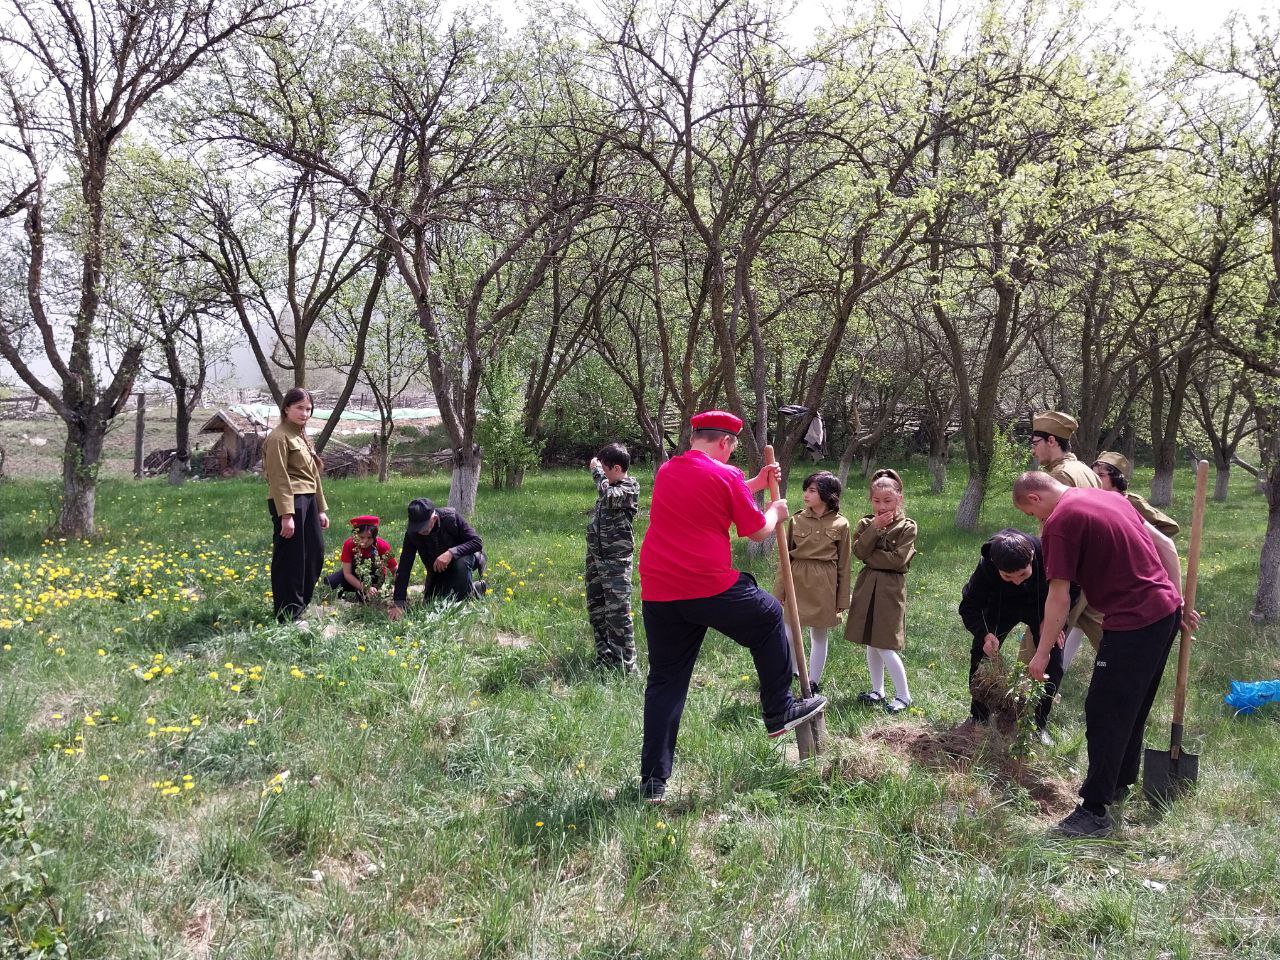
[495,632,533,649]
[851,720,1077,816]
[183,902,216,959]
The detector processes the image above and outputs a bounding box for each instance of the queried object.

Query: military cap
[690,410,743,435]
[349,515,381,528]
[1094,451,1131,477]
[1032,410,1078,440]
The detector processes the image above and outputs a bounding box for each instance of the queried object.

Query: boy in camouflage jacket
[586,443,641,672]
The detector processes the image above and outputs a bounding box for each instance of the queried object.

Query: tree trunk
[504,465,526,490]
[133,392,146,479]
[955,463,987,531]
[860,449,876,479]
[1253,465,1280,622]
[377,434,389,483]
[1214,464,1231,502]
[58,423,104,538]
[449,445,482,518]
[169,394,193,486]
[927,433,947,494]
[836,432,858,488]
[1150,467,1174,507]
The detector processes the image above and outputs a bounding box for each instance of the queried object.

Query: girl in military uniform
[846,468,917,713]
[1092,452,1180,538]
[263,387,330,625]
[776,471,851,694]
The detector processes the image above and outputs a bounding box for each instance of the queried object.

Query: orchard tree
[0,0,291,536]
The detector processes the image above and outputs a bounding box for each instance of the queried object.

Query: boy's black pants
[1080,608,1180,810]
[269,494,324,622]
[640,573,795,783]
[968,629,1063,728]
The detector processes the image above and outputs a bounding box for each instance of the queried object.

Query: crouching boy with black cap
[387,497,487,621]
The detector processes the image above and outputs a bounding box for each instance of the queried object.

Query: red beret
[349,515,380,527]
[690,410,743,435]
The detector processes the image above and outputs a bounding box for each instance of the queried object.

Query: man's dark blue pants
[640,572,794,782]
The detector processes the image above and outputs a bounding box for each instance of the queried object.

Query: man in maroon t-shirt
[636,411,826,803]
[1013,472,1197,837]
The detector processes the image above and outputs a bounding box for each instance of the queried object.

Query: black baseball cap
[406,497,437,535]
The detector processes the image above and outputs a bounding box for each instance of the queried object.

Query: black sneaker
[1052,806,1113,838]
[764,694,827,738]
[639,777,667,804]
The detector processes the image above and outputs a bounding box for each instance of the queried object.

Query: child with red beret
[324,516,398,601]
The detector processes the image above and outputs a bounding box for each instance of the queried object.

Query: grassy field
[0,463,1278,959]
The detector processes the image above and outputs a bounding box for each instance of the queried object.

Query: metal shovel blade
[1142,747,1200,806]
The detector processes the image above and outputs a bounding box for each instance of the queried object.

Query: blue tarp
[1224,680,1280,715]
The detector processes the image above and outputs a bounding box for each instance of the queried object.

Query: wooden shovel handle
[764,445,813,699]
[1171,460,1209,730]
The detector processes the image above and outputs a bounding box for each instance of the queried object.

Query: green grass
[0,463,1278,958]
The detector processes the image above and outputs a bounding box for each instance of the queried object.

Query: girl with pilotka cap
[846,468,917,714]
[1092,451,1180,538]
[263,387,329,625]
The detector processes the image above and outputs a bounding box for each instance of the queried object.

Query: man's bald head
[1012,471,1068,521]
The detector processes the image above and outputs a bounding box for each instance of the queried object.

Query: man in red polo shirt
[637,411,827,803]
[1014,472,1197,837]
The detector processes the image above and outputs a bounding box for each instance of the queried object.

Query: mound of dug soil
[854,721,1077,816]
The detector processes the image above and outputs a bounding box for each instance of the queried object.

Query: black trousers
[423,551,481,602]
[269,494,324,622]
[968,629,1063,728]
[1080,608,1180,809]
[640,573,795,782]
[323,570,386,600]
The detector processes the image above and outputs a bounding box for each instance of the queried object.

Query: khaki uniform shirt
[1125,491,1179,538]
[263,421,327,516]
[845,512,916,651]
[1044,452,1101,489]
[774,508,851,629]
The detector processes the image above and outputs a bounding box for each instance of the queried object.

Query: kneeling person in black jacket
[959,529,1077,734]
[388,497,486,621]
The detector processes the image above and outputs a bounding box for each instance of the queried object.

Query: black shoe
[884,696,911,715]
[765,694,827,738]
[808,680,821,696]
[639,777,667,804]
[472,579,488,597]
[1052,806,1113,838]
[856,691,885,706]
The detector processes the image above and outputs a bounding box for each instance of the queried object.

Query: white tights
[784,625,830,685]
[866,647,911,703]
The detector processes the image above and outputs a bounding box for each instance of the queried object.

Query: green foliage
[0,783,67,959]
[477,359,544,489]
[983,423,1025,512]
